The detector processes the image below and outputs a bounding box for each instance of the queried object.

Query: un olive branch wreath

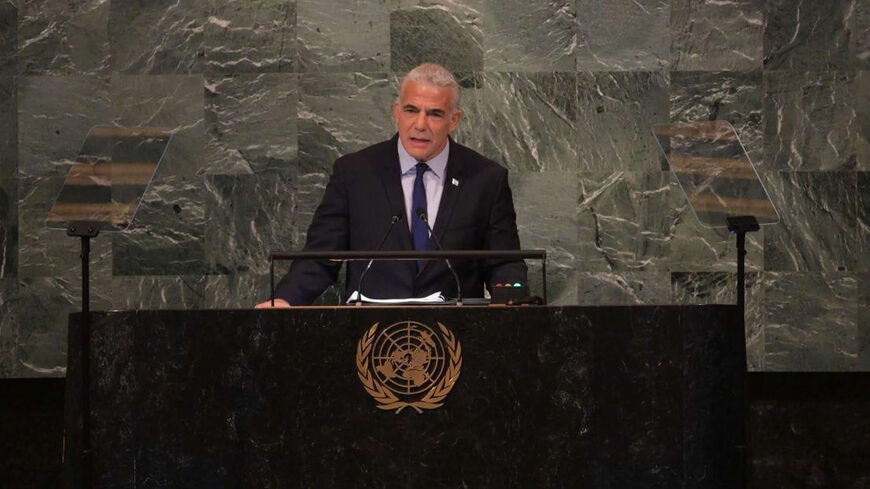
[356,322,462,414]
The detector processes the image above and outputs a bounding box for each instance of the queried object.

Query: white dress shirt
[398,139,448,232]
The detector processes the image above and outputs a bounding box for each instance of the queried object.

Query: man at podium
[257,63,526,308]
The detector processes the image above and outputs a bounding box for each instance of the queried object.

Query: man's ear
[392,99,400,123]
[449,109,463,133]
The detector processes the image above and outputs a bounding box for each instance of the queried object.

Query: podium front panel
[66,305,744,488]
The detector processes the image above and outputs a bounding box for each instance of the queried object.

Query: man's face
[393,81,462,162]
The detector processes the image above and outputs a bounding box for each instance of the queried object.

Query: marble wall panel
[0,178,16,278]
[670,71,763,162]
[856,0,870,69]
[109,0,209,74]
[0,278,18,375]
[18,0,109,75]
[668,173,765,273]
[860,272,870,305]
[204,0,297,74]
[511,171,579,304]
[467,0,576,71]
[577,171,675,272]
[576,71,668,172]
[203,173,297,276]
[105,272,287,310]
[669,200,764,272]
[108,0,208,74]
[463,72,578,173]
[763,0,852,70]
[576,271,671,305]
[0,1,16,74]
[200,272,275,308]
[576,0,669,71]
[861,173,870,271]
[111,175,209,275]
[763,272,858,371]
[297,0,389,72]
[668,71,765,271]
[856,71,870,170]
[763,71,857,171]
[204,73,298,175]
[671,271,764,369]
[105,275,214,311]
[670,0,763,71]
[7,277,83,376]
[297,71,393,232]
[860,273,870,369]
[389,4,483,73]
[112,74,205,179]
[449,71,483,145]
[108,74,209,276]
[18,176,113,280]
[860,306,870,369]
[0,76,16,176]
[762,172,858,272]
[17,75,111,178]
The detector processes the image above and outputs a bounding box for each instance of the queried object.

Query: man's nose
[412,112,427,130]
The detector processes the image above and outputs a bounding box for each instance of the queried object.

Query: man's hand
[254,299,292,309]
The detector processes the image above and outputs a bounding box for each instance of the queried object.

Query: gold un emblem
[356,321,462,413]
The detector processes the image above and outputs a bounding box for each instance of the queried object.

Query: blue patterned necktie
[412,161,430,271]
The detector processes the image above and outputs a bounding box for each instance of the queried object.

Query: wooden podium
[65,305,745,488]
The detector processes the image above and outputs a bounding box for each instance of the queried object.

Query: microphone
[356,213,403,305]
[415,207,463,306]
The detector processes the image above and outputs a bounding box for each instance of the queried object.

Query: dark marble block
[390,7,483,73]
[66,305,744,488]
[0,1,16,75]
[747,373,870,489]
[0,76,16,177]
[108,0,209,74]
[763,0,852,70]
[0,177,16,279]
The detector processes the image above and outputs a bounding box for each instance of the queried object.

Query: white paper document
[346,291,446,304]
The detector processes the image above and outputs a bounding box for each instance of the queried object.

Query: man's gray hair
[399,63,461,112]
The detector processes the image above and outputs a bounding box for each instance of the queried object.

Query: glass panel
[652,120,778,229]
[46,125,172,233]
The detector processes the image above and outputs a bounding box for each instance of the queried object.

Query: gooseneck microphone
[415,207,463,306]
[356,213,403,305]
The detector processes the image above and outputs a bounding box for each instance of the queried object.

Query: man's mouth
[410,137,430,144]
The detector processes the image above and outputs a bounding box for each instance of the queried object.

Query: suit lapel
[431,138,463,244]
[378,135,413,250]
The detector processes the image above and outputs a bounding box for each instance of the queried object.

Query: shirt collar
[398,138,449,179]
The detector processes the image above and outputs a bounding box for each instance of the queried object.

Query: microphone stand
[416,208,463,306]
[67,221,100,489]
[356,214,402,305]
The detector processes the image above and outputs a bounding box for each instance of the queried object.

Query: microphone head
[415,207,427,221]
[391,214,401,224]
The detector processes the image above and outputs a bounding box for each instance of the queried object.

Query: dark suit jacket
[275,135,527,305]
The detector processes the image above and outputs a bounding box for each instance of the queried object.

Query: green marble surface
[763,71,857,171]
[204,73,298,175]
[0,178,15,278]
[0,0,868,375]
[576,0,669,71]
[390,5,483,73]
[762,172,859,272]
[0,1,16,75]
[670,0,763,71]
[204,0,297,74]
[763,0,852,70]
[0,77,15,177]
